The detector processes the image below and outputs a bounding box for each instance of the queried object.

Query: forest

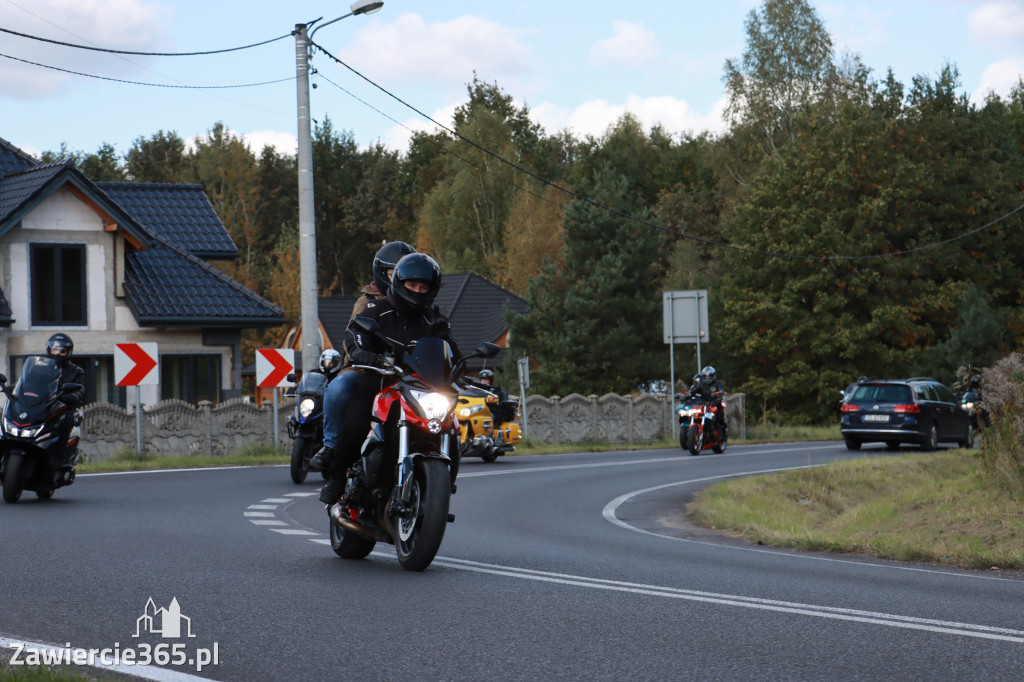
[44,0,1024,423]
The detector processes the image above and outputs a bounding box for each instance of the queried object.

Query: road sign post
[256,349,295,449]
[517,356,530,439]
[663,289,709,402]
[115,342,159,455]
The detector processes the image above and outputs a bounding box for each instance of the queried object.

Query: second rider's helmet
[701,366,717,382]
[319,349,342,377]
[390,253,442,315]
[372,241,417,293]
[46,333,74,362]
[478,369,495,384]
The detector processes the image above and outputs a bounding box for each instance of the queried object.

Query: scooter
[457,387,521,462]
[0,356,83,503]
[286,371,329,484]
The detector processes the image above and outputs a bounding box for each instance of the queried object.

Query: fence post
[553,396,561,445]
[199,401,213,456]
[627,395,634,447]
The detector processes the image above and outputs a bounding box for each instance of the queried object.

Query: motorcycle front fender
[399,450,452,505]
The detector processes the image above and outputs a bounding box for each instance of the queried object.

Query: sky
[2,0,1023,161]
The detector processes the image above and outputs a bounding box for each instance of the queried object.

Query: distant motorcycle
[674,389,702,450]
[286,371,329,484]
[0,356,83,503]
[328,316,500,571]
[457,386,521,462]
[683,381,727,456]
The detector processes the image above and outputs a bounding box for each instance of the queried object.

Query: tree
[125,131,188,182]
[930,285,1005,385]
[509,163,666,395]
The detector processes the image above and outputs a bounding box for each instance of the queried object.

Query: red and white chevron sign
[115,342,159,387]
[256,349,295,388]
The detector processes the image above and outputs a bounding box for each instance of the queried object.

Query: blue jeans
[322,371,359,450]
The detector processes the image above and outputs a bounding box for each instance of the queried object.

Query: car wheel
[843,436,861,451]
[923,424,938,451]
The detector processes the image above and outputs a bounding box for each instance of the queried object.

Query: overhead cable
[0,25,291,56]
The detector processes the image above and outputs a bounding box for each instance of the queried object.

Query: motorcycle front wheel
[678,423,687,450]
[686,424,702,456]
[2,453,25,503]
[394,457,450,571]
[290,436,310,484]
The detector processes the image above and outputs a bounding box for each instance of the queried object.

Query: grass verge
[688,449,1024,570]
[77,442,288,474]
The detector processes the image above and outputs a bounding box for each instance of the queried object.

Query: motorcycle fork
[397,419,413,505]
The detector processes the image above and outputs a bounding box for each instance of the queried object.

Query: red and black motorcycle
[328,316,499,571]
[684,382,727,456]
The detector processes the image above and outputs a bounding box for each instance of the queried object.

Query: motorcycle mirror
[61,383,83,394]
[352,315,381,336]
[474,342,500,359]
[286,372,296,383]
[0,373,6,384]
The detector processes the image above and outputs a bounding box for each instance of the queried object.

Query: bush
[980,353,1024,493]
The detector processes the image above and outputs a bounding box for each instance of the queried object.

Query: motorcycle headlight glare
[962,402,974,411]
[411,390,455,421]
[299,398,316,418]
[458,405,485,419]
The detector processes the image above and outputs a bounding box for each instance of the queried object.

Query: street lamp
[294,0,383,373]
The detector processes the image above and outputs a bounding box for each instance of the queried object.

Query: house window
[161,355,221,405]
[31,243,86,326]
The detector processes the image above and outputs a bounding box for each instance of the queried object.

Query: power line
[0,25,291,56]
[310,39,1024,262]
[0,51,294,89]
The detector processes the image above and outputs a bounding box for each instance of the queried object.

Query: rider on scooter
[45,333,85,472]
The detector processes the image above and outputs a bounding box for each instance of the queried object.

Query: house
[0,136,284,407]
[276,272,527,390]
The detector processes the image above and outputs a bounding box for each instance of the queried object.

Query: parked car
[839,377,973,451]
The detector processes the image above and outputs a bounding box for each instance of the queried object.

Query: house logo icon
[133,597,196,639]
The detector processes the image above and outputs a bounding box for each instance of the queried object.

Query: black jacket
[344,292,460,366]
[57,360,86,407]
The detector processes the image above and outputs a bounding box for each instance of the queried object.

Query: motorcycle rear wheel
[290,436,310,484]
[330,515,375,559]
[2,453,25,503]
[686,424,702,456]
[394,458,450,571]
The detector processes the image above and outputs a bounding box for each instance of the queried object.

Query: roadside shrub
[979,353,1024,493]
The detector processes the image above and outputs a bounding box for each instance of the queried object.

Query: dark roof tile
[0,136,38,179]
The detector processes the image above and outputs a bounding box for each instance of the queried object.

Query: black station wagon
[839,378,973,451]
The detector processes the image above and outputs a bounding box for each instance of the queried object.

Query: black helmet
[478,369,494,384]
[390,253,442,314]
[372,241,417,293]
[46,333,74,361]
[319,349,342,377]
[701,366,716,381]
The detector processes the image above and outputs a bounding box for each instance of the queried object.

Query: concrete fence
[77,393,746,460]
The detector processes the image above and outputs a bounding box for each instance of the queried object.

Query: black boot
[308,446,333,472]
[318,476,346,505]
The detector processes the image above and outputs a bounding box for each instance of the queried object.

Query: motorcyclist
[312,349,343,380]
[45,333,86,470]
[314,253,460,505]
[476,369,515,425]
[698,365,727,439]
[309,242,416,474]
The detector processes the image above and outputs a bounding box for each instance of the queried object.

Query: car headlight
[411,390,455,420]
[299,398,316,418]
[458,405,485,419]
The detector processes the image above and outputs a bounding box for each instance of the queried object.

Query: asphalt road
[2,442,1022,681]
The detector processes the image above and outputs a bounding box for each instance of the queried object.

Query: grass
[77,442,288,474]
[688,449,1024,570]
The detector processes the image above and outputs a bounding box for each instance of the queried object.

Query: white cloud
[972,58,1024,102]
[969,2,1024,42]
[588,21,663,68]
[339,13,534,90]
[242,129,297,156]
[533,94,727,140]
[0,0,171,97]
[381,103,460,152]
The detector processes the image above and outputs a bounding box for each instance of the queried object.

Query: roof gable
[98,183,238,259]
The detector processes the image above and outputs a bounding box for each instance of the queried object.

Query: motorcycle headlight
[4,418,43,439]
[411,390,455,420]
[962,402,974,411]
[458,405,485,419]
[299,398,316,418]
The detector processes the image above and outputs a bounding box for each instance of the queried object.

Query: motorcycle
[286,371,329,484]
[457,386,521,462]
[674,389,702,450]
[328,316,500,571]
[0,356,83,503]
[683,381,727,456]
[959,389,988,439]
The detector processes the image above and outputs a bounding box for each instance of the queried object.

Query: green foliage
[979,353,1024,493]
[509,163,666,395]
[929,285,1004,384]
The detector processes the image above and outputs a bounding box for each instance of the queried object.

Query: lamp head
[350,0,383,14]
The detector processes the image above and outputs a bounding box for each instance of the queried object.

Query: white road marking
[270,529,318,536]
[249,520,287,526]
[285,491,318,497]
[243,511,275,518]
[246,504,277,510]
[261,498,291,503]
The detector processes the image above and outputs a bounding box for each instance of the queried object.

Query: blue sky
[2,0,1023,160]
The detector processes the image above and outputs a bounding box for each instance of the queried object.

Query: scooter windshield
[297,372,329,395]
[402,337,456,390]
[14,355,61,408]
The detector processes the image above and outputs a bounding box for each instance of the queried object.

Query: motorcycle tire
[686,424,702,457]
[394,457,450,572]
[712,435,727,454]
[678,425,687,450]
[2,453,25,504]
[36,486,55,500]
[290,436,310,484]
[330,515,376,559]
[480,449,499,463]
